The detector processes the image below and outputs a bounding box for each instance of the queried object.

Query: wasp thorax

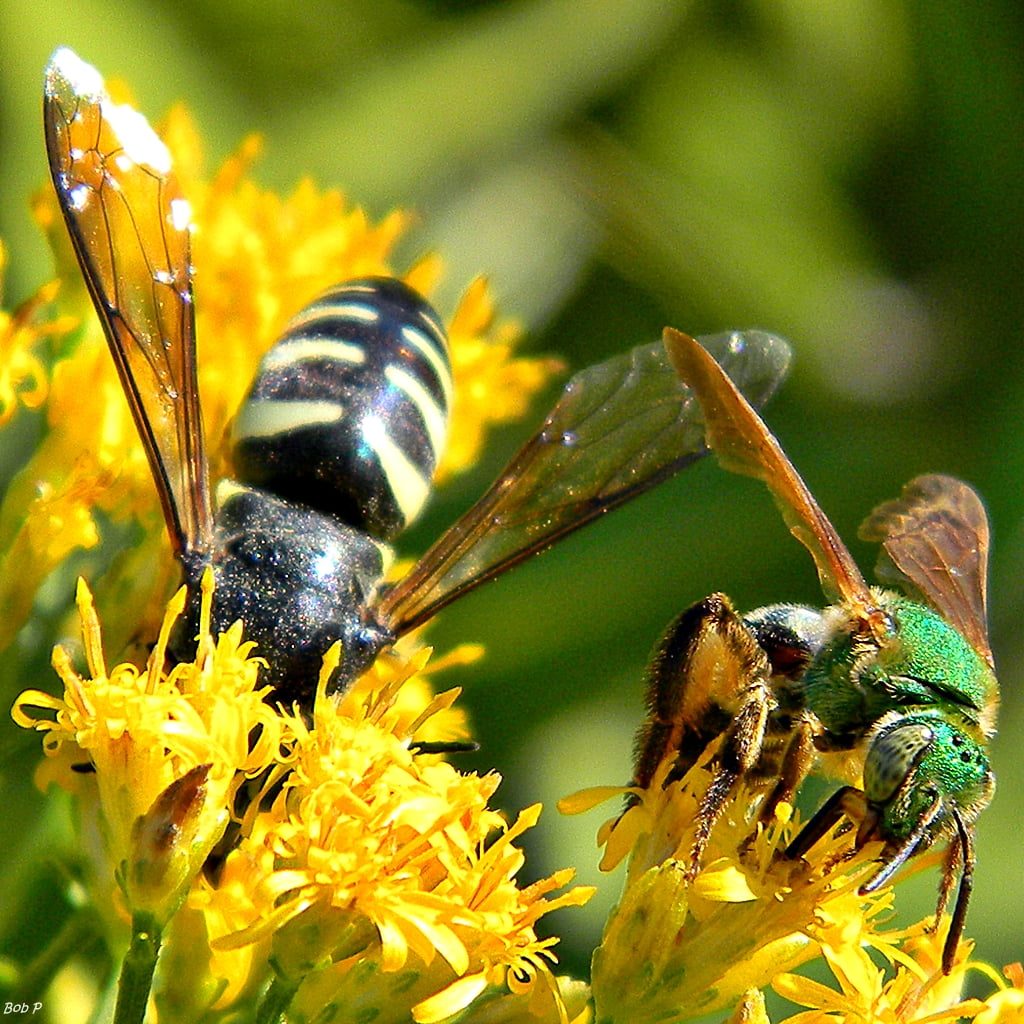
[175,483,396,702]
[231,277,452,542]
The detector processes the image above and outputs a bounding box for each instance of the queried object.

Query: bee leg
[687,674,775,877]
[760,714,817,822]
[784,784,866,862]
[937,807,975,975]
[628,593,773,879]
[631,595,736,795]
[632,593,770,785]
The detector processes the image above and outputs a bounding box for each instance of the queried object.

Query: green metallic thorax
[802,588,998,746]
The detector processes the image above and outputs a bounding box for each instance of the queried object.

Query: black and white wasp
[44,47,793,703]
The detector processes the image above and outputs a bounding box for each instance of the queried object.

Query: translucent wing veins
[43,47,213,558]
[860,474,993,667]
[663,327,872,612]
[378,329,792,635]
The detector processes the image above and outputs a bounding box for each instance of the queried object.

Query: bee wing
[377,328,792,636]
[663,328,871,611]
[44,48,213,559]
[859,474,993,667]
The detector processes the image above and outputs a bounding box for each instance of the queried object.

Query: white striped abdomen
[231,277,452,540]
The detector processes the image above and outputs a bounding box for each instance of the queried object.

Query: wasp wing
[378,329,792,636]
[859,474,992,667]
[663,328,871,611]
[43,48,213,559]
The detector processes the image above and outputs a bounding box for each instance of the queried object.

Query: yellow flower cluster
[216,678,590,1020]
[0,241,67,427]
[561,740,1024,1024]
[14,578,592,1022]
[14,573,281,928]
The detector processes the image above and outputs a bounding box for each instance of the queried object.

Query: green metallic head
[862,708,995,850]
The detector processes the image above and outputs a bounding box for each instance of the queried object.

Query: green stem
[112,912,162,1024]
[256,975,300,1024]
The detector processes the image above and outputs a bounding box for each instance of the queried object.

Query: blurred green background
[2,0,1024,1013]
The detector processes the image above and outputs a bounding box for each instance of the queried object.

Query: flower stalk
[114,912,163,1024]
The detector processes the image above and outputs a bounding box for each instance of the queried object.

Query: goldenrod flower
[975,963,1024,1024]
[175,645,594,1022]
[561,738,1020,1024]
[0,241,70,427]
[13,572,283,927]
[729,958,1024,1024]
[772,927,1011,1023]
[13,564,590,1022]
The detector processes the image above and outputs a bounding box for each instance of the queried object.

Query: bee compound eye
[864,720,934,803]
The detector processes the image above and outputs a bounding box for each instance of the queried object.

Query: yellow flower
[13,570,592,1021]
[439,275,562,482]
[975,963,1024,1024]
[0,241,70,427]
[561,739,984,1023]
[12,571,285,926]
[772,926,999,1023]
[182,645,594,1022]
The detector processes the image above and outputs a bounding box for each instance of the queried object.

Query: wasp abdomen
[231,277,452,541]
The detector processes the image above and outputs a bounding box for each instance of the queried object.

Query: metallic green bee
[630,328,996,974]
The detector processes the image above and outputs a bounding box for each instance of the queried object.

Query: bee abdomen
[231,277,452,541]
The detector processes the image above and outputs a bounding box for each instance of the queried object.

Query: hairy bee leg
[628,593,774,878]
[632,593,772,791]
[760,714,817,823]
[687,676,774,876]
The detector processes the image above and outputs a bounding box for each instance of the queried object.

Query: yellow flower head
[12,571,285,926]
[186,645,593,1021]
[561,737,993,1024]
[0,241,72,428]
[13,572,590,1021]
[772,925,1002,1024]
